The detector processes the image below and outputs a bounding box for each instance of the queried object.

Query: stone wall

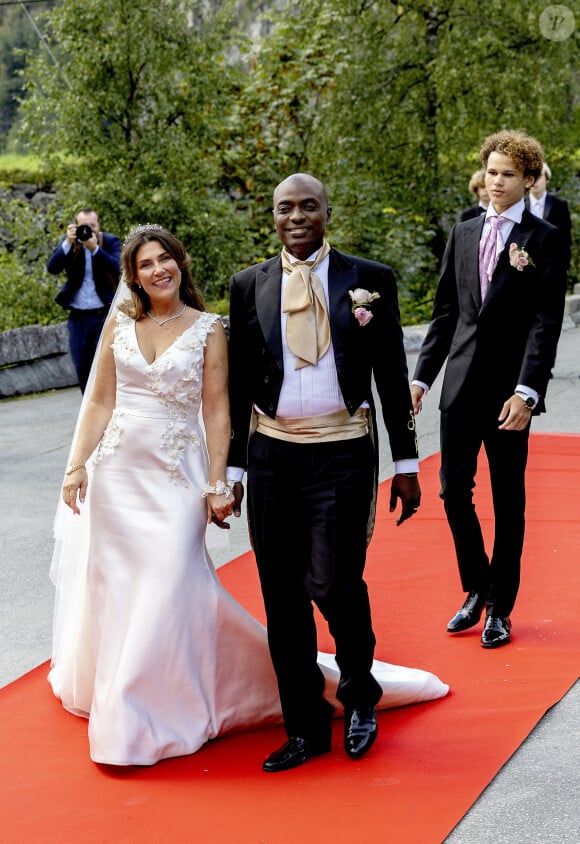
[0,322,78,398]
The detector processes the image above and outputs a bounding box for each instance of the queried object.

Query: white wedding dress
[49,310,448,766]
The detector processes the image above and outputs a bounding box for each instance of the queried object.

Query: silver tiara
[123,223,165,246]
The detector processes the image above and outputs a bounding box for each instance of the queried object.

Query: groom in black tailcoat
[227,173,420,772]
[411,131,567,649]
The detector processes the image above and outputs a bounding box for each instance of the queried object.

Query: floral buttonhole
[349,288,381,326]
[509,243,535,271]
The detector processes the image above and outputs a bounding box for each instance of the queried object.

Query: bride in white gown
[49,225,447,767]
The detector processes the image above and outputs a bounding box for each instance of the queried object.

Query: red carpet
[1,433,578,843]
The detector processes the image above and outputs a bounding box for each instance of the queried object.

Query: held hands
[389,474,421,526]
[207,491,234,529]
[206,481,244,530]
[410,384,425,416]
[62,467,89,515]
[498,395,533,431]
[231,481,244,517]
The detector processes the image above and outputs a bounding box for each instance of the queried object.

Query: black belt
[69,307,108,317]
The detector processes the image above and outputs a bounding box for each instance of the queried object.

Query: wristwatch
[515,392,536,410]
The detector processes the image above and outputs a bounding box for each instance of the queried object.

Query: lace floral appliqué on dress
[93,409,124,468]
[103,310,219,485]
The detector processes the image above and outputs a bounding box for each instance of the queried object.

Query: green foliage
[1,0,578,333]
[214,0,580,319]
[0,249,62,331]
[205,296,230,317]
[220,2,349,240]
[0,154,51,185]
[0,196,62,331]
[292,0,580,309]
[19,0,247,302]
[0,2,56,152]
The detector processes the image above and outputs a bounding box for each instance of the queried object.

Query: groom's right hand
[232,481,244,517]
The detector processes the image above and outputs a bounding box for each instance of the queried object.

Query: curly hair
[119,225,205,319]
[480,130,544,181]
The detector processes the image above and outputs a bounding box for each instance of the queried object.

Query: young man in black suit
[227,174,421,771]
[411,131,567,649]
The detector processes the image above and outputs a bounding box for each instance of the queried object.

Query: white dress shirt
[61,240,104,310]
[530,192,546,219]
[277,251,344,417]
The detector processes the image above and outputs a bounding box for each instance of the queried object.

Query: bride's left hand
[62,467,88,515]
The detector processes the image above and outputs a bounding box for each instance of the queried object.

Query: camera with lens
[76,223,93,242]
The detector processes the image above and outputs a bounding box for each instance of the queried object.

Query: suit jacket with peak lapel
[228,247,418,471]
[47,232,122,310]
[525,192,572,270]
[413,209,567,415]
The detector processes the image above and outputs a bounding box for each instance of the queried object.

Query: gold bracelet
[65,463,86,475]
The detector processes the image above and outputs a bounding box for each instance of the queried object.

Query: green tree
[0,2,55,152]
[10,0,580,333]
[19,0,245,299]
[226,0,579,318]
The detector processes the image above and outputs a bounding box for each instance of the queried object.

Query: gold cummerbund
[255,407,368,444]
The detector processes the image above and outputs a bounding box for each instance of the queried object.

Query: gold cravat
[281,240,331,369]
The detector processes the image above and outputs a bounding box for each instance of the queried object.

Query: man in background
[526,162,572,272]
[459,169,489,221]
[48,208,121,392]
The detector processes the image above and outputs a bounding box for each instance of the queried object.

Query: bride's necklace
[146,303,186,326]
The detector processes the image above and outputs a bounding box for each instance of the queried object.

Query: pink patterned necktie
[479,215,507,300]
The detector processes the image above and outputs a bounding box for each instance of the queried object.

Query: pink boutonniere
[349,288,381,326]
[509,243,535,271]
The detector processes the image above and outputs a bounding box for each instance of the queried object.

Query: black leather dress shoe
[481,616,511,648]
[262,736,330,773]
[344,706,378,759]
[446,591,487,632]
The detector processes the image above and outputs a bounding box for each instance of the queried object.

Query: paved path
[1,324,579,842]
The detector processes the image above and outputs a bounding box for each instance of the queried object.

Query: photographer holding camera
[48,208,121,392]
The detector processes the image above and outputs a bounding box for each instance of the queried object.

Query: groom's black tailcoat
[413,209,566,616]
[228,248,417,468]
[228,247,417,738]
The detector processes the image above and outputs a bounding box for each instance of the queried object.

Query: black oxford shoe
[446,591,487,632]
[344,706,378,759]
[262,736,330,773]
[481,616,511,648]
